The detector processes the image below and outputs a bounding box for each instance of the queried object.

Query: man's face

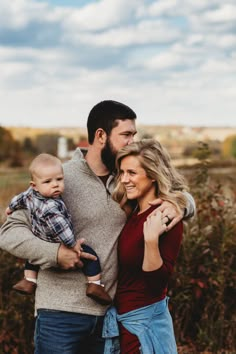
[101,119,137,172]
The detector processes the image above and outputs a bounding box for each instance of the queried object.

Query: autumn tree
[35,134,60,156]
[222,135,236,158]
[0,126,15,161]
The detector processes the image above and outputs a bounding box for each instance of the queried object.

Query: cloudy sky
[0,0,236,128]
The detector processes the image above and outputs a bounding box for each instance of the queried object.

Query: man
[0,100,195,353]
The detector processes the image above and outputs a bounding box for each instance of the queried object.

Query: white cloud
[0,0,60,29]
[204,4,236,23]
[0,0,235,128]
[66,19,181,47]
[144,52,183,70]
[62,0,143,31]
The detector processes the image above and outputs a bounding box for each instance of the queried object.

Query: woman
[112,139,188,353]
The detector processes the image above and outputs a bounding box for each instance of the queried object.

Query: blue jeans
[34,310,105,354]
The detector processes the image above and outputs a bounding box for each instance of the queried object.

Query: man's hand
[149,198,184,231]
[57,238,97,270]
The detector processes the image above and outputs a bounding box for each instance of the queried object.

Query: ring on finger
[166,216,171,223]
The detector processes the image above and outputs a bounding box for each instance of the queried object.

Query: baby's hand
[5,207,13,215]
[73,240,83,254]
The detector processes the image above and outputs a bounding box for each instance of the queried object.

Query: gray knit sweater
[0,149,126,316]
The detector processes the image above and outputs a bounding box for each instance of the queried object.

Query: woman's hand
[144,210,167,244]
[149,199,183,231]
[142,210,166,271]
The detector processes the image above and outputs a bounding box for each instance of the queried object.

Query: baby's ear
[30,181,37,190]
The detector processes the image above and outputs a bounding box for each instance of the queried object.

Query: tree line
[0,126,77,167]
[1,125,236,169]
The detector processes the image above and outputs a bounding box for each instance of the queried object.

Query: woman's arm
[142,210,166,272]
[142,211,183,293]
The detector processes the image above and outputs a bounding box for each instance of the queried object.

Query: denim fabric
[34,310,105,354]
[102,306,120,354]
[103,297,177,354]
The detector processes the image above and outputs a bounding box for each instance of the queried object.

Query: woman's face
[120,155,156,203]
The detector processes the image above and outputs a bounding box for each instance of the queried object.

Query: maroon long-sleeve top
[115,205,183,315]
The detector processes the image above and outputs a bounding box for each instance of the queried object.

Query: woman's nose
[121,173,129,183]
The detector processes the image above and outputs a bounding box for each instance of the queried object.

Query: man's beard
[101,138,117,173]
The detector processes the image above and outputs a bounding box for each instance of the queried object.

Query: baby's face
[32,164,64,198]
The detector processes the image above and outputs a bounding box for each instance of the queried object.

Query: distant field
[0,168,29,224]
[0,168,28,186]
[1,165,235,225]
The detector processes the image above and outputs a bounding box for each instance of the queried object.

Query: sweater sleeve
[142,222,183,294]
[0,209,59,270]
[183,191,196,219]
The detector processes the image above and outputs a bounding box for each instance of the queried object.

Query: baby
[6,153,112,305]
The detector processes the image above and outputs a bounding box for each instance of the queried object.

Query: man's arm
[149,191,196,231]
[0,209,59,270]
[0,210,97,270]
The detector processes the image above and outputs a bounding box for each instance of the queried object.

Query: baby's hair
[29,153,62,180]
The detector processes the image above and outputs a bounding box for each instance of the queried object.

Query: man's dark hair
[87,100,137,144]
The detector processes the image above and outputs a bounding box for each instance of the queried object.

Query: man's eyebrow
[120,130,137,134]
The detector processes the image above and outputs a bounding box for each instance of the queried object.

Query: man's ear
[95,128,107,145]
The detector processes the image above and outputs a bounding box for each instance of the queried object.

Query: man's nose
[127,136,134,145]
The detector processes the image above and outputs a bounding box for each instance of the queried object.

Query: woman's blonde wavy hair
[112,139,188,214]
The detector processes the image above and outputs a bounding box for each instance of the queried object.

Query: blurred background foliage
[170,143,236,353]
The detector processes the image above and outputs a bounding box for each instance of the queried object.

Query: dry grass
[0,168,29,225]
